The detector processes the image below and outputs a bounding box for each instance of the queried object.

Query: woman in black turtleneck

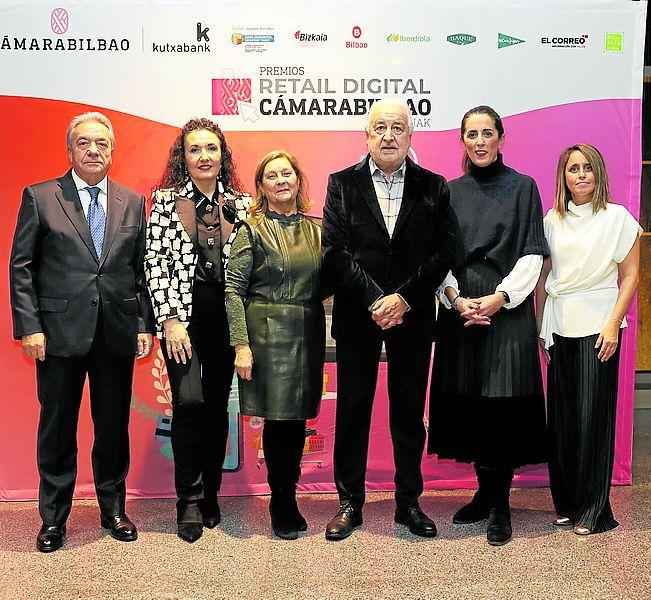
[428,106,549,546]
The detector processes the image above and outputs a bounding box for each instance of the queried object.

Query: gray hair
[366,98,414,134]
[66,111,115,150]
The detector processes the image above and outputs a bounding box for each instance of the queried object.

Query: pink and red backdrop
[0,96,641,499]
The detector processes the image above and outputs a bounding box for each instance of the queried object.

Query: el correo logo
[498,33,525,48]
[447,33,476,45]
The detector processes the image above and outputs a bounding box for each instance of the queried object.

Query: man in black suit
[9,112,154,552]
[322,99,455,539]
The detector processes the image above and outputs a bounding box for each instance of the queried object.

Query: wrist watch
[500,291,510,303]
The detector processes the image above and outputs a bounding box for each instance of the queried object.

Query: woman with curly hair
[145,118,251,542]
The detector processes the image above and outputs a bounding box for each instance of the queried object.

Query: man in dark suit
[322,99,455,539]
[9,112,154,552]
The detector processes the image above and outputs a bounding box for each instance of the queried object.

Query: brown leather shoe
[36,523,66,553]
[100,514,138,542]
[325,504,362,541]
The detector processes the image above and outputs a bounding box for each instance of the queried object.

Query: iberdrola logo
[498,32,525,48]
[387,33,399,42]
[447,33,476,45]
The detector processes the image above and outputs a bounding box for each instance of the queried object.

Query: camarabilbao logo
[212,76,252,115]
[541,34,588,49]
[346,25,367,49]
[50,8,69,35]
[386,33,431,43]
[1,7,130,51]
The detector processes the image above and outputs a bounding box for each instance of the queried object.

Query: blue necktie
[86,186,105,258]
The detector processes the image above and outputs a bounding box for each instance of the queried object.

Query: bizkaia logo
[2,8,130,51]
[541,34,588,49]
[386,33,431,43]
[498,33,525,49]
[294,31,328,44]
[152,22,210,53]
[346,25,367,49]
[447,33,477,45]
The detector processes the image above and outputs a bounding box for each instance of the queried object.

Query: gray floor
[1,410,650,600]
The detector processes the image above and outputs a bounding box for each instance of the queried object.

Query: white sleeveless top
[540,201,642,349]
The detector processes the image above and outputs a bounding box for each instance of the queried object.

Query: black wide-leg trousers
[35,314,135,526]
[163,282,234,514]
[547,332,621,533]
[333,332,432,510]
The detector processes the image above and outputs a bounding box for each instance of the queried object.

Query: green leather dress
[225,210,325,420]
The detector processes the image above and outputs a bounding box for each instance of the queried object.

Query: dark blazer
[10,169,154,357]
[322,155,455,343]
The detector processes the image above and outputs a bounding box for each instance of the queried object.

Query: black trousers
[35,314,135,526]
[547,333,621,533]
[333,333,432,509]
[163,282,234,506]
[262,420,306,492]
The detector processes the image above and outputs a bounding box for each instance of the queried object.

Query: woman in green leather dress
[225,150,325,540]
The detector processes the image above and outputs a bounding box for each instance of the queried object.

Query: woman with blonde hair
[536,143,641,535]
[225,150,326,539]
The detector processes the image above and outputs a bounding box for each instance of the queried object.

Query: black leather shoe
[452,498,491,524]
[36,523,65,553]
[178,522,203,543]
[395,506,437,537]
[100,514,138,542]
[325,504,363,541]
[199,498,221,529]
[487,508,512,546]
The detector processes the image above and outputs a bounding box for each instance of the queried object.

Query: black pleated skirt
[547,333,621,533]
[427,290,547,468]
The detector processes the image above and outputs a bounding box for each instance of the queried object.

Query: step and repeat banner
[0,1,647,499]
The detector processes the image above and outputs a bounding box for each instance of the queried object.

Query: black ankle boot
[176,500,203,543]
[198,497,221,528]
[487,508,512,546]
[485,468,514,546]
[453,464,491,524]
[269,491,298,540]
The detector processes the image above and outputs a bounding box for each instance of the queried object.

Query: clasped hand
[455,292,505,327]
[371,294,407,330]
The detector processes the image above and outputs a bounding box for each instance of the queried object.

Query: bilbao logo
[50,7,69,35]
[347,25,366,49]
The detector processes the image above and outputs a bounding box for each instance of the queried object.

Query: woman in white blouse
[536,143,641,535]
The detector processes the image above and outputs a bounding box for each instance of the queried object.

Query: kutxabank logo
[51,8,68,35]
[498,33,525,48]
[447,33,476,45]
[212,76,252,115]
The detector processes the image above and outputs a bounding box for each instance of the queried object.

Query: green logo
[604,32,623,53]
[447,33,476,46]
[498,33,525,49]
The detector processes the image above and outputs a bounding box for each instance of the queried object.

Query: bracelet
[451,294,462,309]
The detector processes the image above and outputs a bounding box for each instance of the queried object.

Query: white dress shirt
[437,254,543,310]
[540,201,642,349]
[71,170,108,219]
